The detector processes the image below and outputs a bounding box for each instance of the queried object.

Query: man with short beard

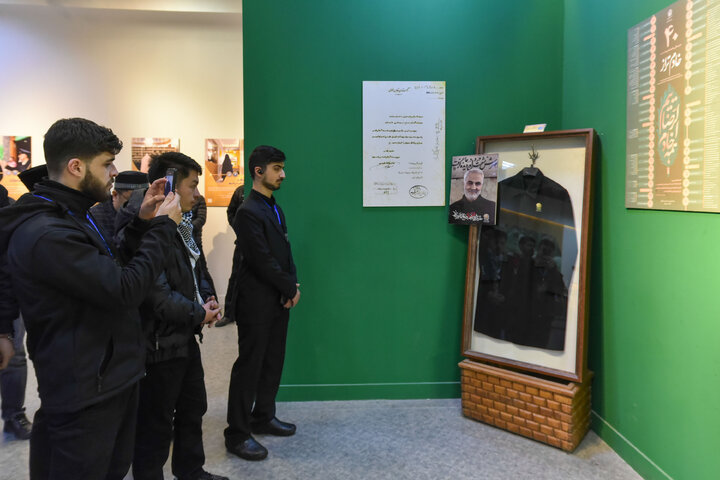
[225,145,300,461]
[448,168,497,225]
[0,118,182,480]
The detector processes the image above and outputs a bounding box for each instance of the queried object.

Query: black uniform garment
[90,198,118,238]
[473,169,577,351]
[132,229,216,480]
[0,180,176,480]
[449,195,497,225]
[223,185,245,320]
[224,189,297,446]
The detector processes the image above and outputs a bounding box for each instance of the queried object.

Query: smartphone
[164,167,177,195]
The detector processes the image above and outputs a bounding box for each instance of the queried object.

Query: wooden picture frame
[461,129,596,383]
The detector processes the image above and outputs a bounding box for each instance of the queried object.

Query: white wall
[0,3,243,304]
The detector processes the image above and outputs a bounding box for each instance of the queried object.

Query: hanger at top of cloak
[522,145,540,177]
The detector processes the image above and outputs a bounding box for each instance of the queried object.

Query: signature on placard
[409,185,428,199]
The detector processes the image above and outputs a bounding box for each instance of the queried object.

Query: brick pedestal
[459,359,592,452]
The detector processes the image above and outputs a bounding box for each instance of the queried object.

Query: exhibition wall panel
[242,0,565,401]
[0,4,243,302]
[563,1,718,478]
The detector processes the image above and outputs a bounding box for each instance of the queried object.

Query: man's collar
[33,180,99,213]
[251,188,275,205]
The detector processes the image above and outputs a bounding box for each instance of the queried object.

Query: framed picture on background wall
[461,129,597,383]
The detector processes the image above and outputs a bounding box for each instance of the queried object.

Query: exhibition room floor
[1,329,641,480]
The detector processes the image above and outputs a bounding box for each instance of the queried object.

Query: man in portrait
[448,168,497,225]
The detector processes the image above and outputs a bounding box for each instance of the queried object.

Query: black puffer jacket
[140,231,216,364]
[0,180,176,413]
[0,184,17,336]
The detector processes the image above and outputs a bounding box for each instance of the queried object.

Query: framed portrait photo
[461,129,597,383]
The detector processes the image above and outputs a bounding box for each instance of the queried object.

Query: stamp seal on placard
[409,185,428,199]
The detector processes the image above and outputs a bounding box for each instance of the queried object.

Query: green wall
[245,0,719,478]
[563,1,720,479]
[243,0,565,401]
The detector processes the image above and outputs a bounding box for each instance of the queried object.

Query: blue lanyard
[261,198,282,226]
[33,194,114,258]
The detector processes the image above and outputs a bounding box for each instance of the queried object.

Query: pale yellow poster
[205,138,244,207]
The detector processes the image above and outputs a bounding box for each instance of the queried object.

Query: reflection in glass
[473,169,577,351]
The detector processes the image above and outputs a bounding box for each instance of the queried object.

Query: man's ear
[66,158,85,179]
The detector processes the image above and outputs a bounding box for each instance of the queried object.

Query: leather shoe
[251,417,296,436]
[3,413,32,440]
[215,316,234,328]
[177,470,228,480]
[226,436,268,461]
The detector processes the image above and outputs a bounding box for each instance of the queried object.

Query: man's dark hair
[43,118,123,177]
[147,151,202,184]
[248,145,285,179]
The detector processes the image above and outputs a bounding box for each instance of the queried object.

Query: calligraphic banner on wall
[0,136,31,199]
[362,81,445,207]
[626,0,720,211]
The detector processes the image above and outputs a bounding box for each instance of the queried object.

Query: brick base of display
[459,359,592,452]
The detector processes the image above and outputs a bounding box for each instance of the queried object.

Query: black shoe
[226,436,268,461]
[251,417,296,437]
[3,413,32,440]
[215,316,234,327]
[178,470,229,480]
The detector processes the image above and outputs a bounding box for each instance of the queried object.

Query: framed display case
[461,129,596,383]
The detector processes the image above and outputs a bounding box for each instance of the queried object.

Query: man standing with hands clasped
[224,145,300,461]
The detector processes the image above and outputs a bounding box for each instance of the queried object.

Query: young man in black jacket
[0,183,32,441]
[224,145,300,461]
[131,152,227,480]
[216,184,245,327]
[0,118,181,480]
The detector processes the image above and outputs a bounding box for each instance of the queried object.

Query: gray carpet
[0,328,641,480]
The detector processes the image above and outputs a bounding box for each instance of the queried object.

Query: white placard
[362,81,445,206]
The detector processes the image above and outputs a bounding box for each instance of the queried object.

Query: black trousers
[29,383,138,480]
[0,316,27,421]
[223,247,243,320]
[132,340,207,480]
[224,310,289,446]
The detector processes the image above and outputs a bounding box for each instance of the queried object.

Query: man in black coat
[0,118,181,480]
[216,184,245,327]
[131,152,226,480]
[224,145,300,461]
[0,184,15,372]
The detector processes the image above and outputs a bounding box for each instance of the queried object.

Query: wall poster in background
[131,137,180,173]
[362,81,445,207]
[0,136,31,199]
[627,0,720,211]
[205,138,243,207]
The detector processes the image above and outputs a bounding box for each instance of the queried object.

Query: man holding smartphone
[130,152,227,480]
[224,145,300,461]
[0,117,182,480]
